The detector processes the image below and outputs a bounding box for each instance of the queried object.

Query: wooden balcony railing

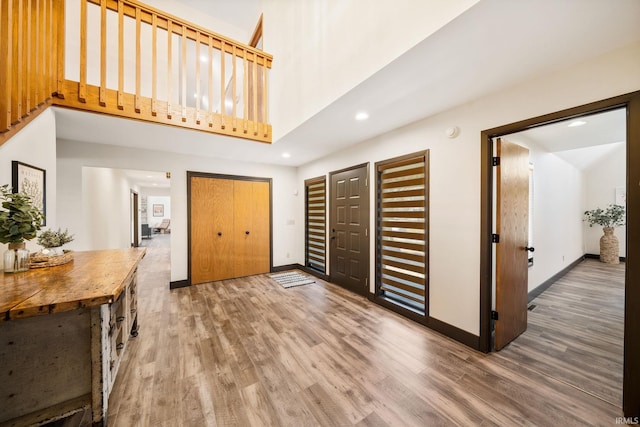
[0,0,61,144]
[0,0,273,146]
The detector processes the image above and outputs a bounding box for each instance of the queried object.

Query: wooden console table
[0,248,146,426]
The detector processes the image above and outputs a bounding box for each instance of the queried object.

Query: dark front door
[329,164,369,296]
[494,138,530,350]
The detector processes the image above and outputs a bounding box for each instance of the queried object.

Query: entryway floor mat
[269,271,315,288]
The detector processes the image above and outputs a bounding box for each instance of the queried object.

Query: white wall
[80,167,134,250]
[147,196,171,225]
[56,139,299,282]
[263,0,479,141]
[0,110,57,253]
[296,42,640,336]
[585,142,627,256]
[504,138,587,292]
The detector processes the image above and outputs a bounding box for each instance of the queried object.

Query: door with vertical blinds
[376,151,429,315]
[305,177,326,273]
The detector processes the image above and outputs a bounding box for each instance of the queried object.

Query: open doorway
[492,108,626,406]
[480,91,640,417]
[80,167,170,250]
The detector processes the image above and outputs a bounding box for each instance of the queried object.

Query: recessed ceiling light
[568,120,587,127]
[200,55,208,62]
[282,152,291,158]
[355,111,369,121]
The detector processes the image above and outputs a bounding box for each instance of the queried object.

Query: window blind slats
[381,220,425,230]
[376,153,428,315]
[381,239,425,252]
[306,177,326,273]
[381,230,425,241]
[381,177,425,190]
[381,188,425,199]
[381,257,425,275]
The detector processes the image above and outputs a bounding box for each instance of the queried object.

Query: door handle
[245,230,250,235]
[217,232,222,236]
[525,247,535,252]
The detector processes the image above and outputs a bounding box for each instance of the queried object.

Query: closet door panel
[191,177,234,284]
[251,181,271,276]
[233,180,254,277]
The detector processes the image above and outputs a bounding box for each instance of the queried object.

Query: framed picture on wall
[12,161,46,225]
[153,204,164,217]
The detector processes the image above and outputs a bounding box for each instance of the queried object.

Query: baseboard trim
[369,293,481,351]
[528,256,584,303]
[270,264,301,273]
[584,253,626,262]
[170,279,189,289]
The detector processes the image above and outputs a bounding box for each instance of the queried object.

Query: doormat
[269,272,315,289]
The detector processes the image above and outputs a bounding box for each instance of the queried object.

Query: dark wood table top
[0,248,146,321]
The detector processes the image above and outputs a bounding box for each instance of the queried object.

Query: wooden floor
[499,258,624,406]
[107,237,623,426]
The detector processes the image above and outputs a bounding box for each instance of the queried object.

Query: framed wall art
[12,161,46,225]
[153,204,164,217]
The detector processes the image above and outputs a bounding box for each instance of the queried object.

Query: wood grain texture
[108,236,623,425]
[495,138,530,350]
[191,177,234,284]
[498,258,624,406]
[0,248,146,320]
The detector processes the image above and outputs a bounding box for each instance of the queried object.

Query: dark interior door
[495,138,530,350]
[329,164,369,296]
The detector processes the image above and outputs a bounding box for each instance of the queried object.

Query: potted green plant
[0,184,45,272]
[583,204,625,264]
[37,228,74,256]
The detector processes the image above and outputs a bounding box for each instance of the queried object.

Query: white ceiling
[55,0,640,167]
[507,108,626,171]
[121,169,170,189]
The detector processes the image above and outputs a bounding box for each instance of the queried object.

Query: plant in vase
[0,184,45,272]
[37,228,74,256]
[583,204,625,264]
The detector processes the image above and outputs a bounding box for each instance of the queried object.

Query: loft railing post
[0,0,13,131]
[231,44,236,131]
[99,0,106,105]
[55,0,65,99]
[180,24,186,121]
[25,0,32,114]
[207,35,213,127]
[220,39,225,129]
[135,6,141,113]
[243,50,248,133]
[14,0,24,121]
[79,0,86,102]
[151,13,157,115]
[166,19,172,118]
[195,30,200,124]
[252,55,257,136]
[117,0,123,109]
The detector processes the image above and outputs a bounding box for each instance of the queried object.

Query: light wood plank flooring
[498,258,624,406]
[107,237,623,426]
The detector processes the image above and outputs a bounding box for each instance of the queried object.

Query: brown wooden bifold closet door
[190,176,270,285]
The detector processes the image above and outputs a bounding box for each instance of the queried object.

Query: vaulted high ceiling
[56,0,640,167]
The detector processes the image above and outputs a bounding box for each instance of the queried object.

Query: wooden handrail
[1,0,273,146]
